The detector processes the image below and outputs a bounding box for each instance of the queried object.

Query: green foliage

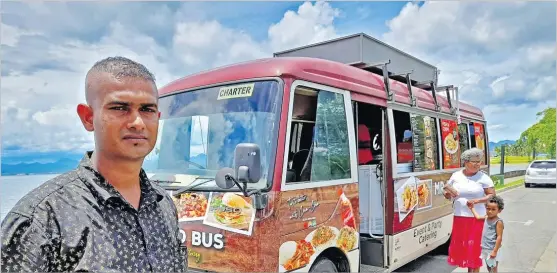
[499,107,555,159]
[517,107,556,158]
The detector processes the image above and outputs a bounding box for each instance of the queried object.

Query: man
[1,57,187,272]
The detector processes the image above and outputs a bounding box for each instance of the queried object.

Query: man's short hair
[86,56,156,83]
[85,56,157,104]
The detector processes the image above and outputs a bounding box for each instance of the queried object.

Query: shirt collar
[77,151,164,206]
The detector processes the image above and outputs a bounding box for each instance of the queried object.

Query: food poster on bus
[440,119,460,169]
[394,176,418,221]
[173,192,210,222]
[392,172,455,234]
[410,114,439,172]
[203,192,256,236]
[277,184,360,272]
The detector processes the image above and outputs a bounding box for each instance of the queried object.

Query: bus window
[393,110,440,173]
[356,102,383,165]
[471,122,487,164]
[286,87,351,183]
[467,122,488,163]
[469,123,476,148]
[458,123,470,167]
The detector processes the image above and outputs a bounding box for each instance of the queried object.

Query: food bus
[143,33,490,272]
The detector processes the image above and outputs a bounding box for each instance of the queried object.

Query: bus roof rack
[273,32,461,118]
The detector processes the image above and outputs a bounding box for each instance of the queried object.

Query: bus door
[277,80,360,273]
[353,100,389,268]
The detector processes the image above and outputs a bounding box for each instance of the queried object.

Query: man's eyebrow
[107,101,130,106]
[106,101,157,108]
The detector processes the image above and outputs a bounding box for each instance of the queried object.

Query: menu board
[410,114,439,172]
[440,119,460,169]
[473,122,486,164]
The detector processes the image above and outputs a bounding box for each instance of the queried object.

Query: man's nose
[128,110,146,130]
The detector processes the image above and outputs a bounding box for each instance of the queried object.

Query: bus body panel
[277,183,361,272]
[175,191,280,272]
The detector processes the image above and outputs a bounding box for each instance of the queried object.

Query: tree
[519,107,556,159]
[494,146,501,157]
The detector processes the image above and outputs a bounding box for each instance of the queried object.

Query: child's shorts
[481,248,503,262]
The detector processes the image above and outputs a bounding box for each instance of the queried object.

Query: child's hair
[486,195,504,210]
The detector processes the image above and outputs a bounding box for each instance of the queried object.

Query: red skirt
[447,216,484,268]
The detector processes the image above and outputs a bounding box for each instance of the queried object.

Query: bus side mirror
[234,143,261,183]
[215,143,261,190]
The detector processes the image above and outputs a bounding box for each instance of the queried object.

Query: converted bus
[143,33,490,272]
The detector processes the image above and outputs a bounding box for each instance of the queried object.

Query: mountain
[488,140,516,153]
[2,158,80,176]
[190,153,207,167]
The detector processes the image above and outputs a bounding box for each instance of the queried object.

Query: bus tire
[309,257,338,273]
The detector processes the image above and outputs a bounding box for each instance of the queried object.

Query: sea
[1,174,58,222]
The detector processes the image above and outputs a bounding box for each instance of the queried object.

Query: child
[467,195,505,273]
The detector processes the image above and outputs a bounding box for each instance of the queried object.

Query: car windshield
[143,80,282,191]
[530,161,556,169]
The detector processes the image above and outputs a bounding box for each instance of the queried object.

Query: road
[489,163,529,175]
[394,185,557,272]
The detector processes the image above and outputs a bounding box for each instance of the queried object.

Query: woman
[444,148,496,272]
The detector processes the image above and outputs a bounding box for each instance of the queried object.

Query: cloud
[382,1,556,141]
[268,1,341,51]
[1,0,554,160]
[1,1,342,155]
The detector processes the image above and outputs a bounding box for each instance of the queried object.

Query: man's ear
[77,103,94,132]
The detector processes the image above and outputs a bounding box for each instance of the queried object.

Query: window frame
[387,103,488,179]
[280,80,358,192]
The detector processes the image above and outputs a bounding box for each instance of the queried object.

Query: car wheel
[309,257,338,273]
[525,183,530,188]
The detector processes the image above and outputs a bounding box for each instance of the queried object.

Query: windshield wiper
[172,179,215,196]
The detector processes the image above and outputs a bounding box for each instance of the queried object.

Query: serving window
[392,109,440,174]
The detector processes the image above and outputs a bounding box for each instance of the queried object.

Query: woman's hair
[461,148,484,163]
[487,195,504,210]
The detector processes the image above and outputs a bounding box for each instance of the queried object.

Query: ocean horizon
[1,174,60,222]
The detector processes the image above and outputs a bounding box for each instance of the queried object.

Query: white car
[525,159,556,188]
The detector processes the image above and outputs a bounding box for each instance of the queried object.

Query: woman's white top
[447,170,494,217]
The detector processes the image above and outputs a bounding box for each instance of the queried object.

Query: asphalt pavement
[489,163,529,175]
[394,184,556,273]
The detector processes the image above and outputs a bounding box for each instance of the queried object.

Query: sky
[1,1,556,166]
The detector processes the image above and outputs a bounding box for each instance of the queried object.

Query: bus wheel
[309,257,338,273]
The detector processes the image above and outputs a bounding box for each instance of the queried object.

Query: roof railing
[350,61,461,120]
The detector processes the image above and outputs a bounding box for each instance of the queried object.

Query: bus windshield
[143,80,282,191]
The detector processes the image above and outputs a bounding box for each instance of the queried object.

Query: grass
[490,156,548,164]
[495,178,524,191]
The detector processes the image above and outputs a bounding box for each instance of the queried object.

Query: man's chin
[118,147,153,161]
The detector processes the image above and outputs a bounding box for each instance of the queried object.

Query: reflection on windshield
[143,80,282,191]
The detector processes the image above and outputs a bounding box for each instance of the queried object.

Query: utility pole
[500,144,506,175]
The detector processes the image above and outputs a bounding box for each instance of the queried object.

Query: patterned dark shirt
[1,152,187,272]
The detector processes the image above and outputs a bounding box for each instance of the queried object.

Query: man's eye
[110,106,127,111]
[142,108,156,112]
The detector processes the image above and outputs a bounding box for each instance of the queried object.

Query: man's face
[82,75,160,161]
